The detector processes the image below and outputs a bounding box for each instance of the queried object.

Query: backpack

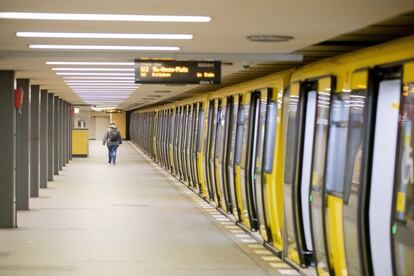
[108,129,119,142]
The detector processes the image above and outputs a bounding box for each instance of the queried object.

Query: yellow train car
[283,35,414,275]
[130,35,414,276]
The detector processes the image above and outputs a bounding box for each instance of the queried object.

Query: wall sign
[135,60,221,84]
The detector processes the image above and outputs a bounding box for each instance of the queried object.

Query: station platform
[0,141,297,276]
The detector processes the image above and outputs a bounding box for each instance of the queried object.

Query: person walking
[103,122,122,164]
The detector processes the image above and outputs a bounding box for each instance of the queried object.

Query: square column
[30,85,40,198]
[69,104,73,160]
[47,93,54,181]
[16,79,31,210]
[53,96,60,175]
[0,70,16,228]
[39,90,48,188]
[65,102,69,164]
[59,100,64,170]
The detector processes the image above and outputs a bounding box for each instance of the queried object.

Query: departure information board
[134,60,221,84]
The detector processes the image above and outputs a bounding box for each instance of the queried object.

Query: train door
[190,103,199,191]
[185,105,195,187]
[236,93,251,228]
[220,97,232,213]
[243,91,264,231]
[159,111,165,167]
[162,110,168,169]
[208,99,219,204]
[179,106,187,182]
[342,64,412,276]
[174,107,182,178]
[169,109,175,174]
[252,88,271,239]
[262,87,284,248]
[227,95,239,219]
[171,108,178,176]
[181,106,190,184]
[196,102,208,197]
[214,99,226,209]
[283,78,334,268]
[204,100,217,202]
[392,62,414,276]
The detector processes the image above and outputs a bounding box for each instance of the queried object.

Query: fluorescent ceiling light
[47,61,135,66]
[74,91,134,94]
[0,12,211,22]
[68,84,138,87]
[20,32,193,40]
[30,45,180,51]
[73,89,134,91]
[56,72,134,76]
[54,68,134,71]
[81,95,129,99]
[64,80,136,83]
[64,77,135,80]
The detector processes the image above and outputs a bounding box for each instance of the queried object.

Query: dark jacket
[103,125,122,146]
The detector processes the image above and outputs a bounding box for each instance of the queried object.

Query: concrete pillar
[69,104,73,160]
[59,100,64,169]
[65,102,70,164]
[62,101,67,165]
[39,90,48,188]
[47,94,54,181]
[30,85,40,198]
[53,96,59,175]
[16,79,31,210]
[0,71,16,228]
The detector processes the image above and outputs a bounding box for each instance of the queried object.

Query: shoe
[108,160,111,164]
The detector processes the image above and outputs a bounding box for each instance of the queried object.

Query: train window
[215,105,222,158]
[310,91,331,192]
[325,93,350,195]
[343,90,367,203]
[263,100,278,173]
[196,106,204,153]
[234,105,245,165]
[284,94,300,184]
[394,83,414,224]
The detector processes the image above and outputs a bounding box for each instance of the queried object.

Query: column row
[0,72,73,228]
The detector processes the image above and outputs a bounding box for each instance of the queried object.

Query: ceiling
[0,0,413,109]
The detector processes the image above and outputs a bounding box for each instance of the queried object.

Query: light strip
[19,32,193,40]
[0,12,211,22]
[54,68,134,71]
[47,61,134,66]
[72,88,135,91]
[57,72,134,76]
[68,84,138,87]
[64,80,136,83]
[73,91,135,94]
[64,76,135,80]
[30,45,180,51]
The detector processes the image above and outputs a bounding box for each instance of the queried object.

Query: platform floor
[0,141,298,276]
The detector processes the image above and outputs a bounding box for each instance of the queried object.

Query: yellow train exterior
[130,35,414,276]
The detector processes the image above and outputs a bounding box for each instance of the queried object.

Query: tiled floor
[0,141,299,276]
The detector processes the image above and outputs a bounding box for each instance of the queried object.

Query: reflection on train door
[228,95,240,220]
[392,62,414,276]
[235,94,250,227]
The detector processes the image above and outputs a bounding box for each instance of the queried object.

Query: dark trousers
[108,145,118,163]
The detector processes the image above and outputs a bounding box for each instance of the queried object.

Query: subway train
[129,36,414,276]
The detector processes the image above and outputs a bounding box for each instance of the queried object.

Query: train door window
[301,89,317,253]
[263,100,278,173]
[393,78,414,276]
[196,105,204,153]
[283,86,300,262]
[235,103,245,165]
[369,77,401,276]
[325,93,350,195]
[215,102,223,159]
